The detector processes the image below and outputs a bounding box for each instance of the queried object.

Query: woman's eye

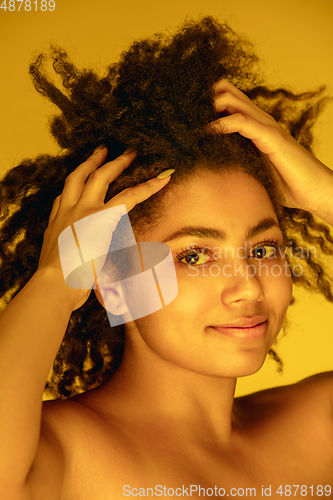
[251,245,278,259]
[177,247,215,266]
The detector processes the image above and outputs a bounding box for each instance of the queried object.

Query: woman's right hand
[38,146,172,310]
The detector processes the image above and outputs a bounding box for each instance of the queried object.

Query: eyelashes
[176,240,285,267]
[250,239,285,259]
[176,245,215,266]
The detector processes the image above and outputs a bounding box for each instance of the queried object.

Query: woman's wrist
[306,168,333,226]
[33,266,82,313]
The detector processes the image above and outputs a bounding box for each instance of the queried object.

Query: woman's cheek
[262,257,293,309]
[164,266,212,315]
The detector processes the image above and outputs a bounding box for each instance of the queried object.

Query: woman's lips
[209,320,268,339]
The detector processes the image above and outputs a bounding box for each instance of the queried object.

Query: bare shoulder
[235,371,333,478]
[240,371,333,409]
[236,371,333,424]
[25,397,95,500]
[291,370,333,400]
[284,371,333,431]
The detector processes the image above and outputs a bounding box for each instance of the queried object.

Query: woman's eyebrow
[162,217,280,243]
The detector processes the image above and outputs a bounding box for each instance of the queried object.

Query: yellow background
[0,0,332,397]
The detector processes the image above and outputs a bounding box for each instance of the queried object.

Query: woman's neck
[88,328,239,446]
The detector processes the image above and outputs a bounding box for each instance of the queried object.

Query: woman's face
[129,169,293,378]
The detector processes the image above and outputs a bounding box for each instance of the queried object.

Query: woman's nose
[220,259,264,306]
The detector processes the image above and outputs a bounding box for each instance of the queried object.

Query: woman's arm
[209,79,333,226]
[0,147,171,499]
[0,268,77,499]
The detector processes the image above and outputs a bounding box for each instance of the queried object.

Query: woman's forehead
[142,170,279,242]
[168,171,275,220]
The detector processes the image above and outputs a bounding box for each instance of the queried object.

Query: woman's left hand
[208,79,333,225]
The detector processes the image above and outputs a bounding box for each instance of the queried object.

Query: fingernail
[157,169,175,179]
[93,144,106,154]
[123,147,135,154]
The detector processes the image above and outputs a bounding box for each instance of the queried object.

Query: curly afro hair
[1,16,332,399]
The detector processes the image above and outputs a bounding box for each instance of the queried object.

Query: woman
[0,16,333,499]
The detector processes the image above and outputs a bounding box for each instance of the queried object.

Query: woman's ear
[94,282,129,316]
